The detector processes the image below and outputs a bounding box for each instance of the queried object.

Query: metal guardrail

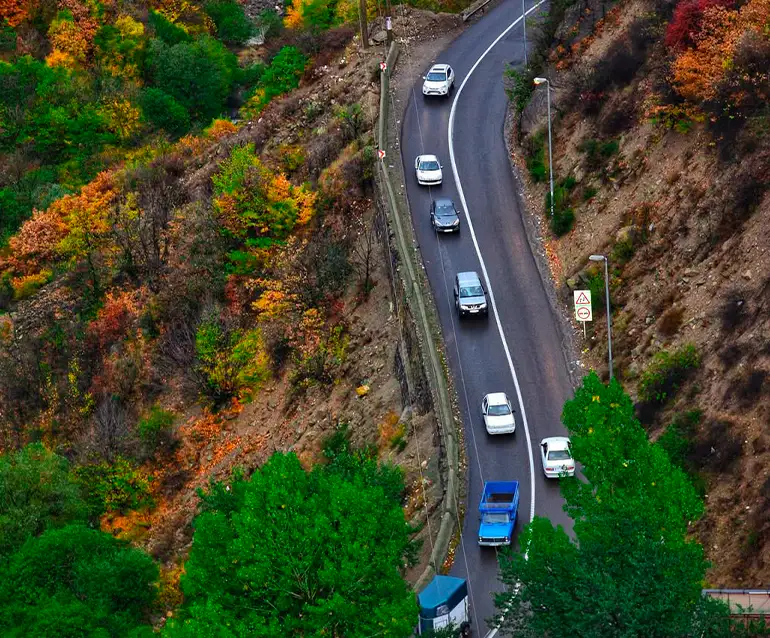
[376,42,461,593]
[703,589,770,616]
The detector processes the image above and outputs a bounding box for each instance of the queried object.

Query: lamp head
[589,254,606,262]
[533,77,548,85]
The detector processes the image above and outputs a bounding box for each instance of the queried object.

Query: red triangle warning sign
[575,292,590,305]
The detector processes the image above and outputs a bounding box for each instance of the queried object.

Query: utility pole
[359,0,369,49]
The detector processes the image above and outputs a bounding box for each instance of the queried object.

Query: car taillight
[546,467,554,472]
[567,466,574,471]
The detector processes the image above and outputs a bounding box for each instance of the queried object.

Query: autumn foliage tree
[212,143,315,243]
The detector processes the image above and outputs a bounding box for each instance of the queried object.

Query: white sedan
[540,437,576,478]
[415,154,443,186]
[482,393,515,435]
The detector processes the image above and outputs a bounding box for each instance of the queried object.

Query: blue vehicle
[478,480,519,546]
[417,575,472,636]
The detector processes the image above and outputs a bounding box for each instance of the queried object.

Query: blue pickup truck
[478,480,519,546]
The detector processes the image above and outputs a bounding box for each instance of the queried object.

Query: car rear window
[427,71,447,81]
[460,285,483,297]
[548,450,571,461]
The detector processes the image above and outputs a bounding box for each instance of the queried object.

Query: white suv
[422,64,455,97]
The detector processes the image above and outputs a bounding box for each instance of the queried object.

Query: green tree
[145,35,238,122]
[0,524,157,637]
[204,0,254,44]
[494,373,733,638]
[165,451,418,636]
[139,87,191,135]
[148,10,192,46]
[0,444,88,559]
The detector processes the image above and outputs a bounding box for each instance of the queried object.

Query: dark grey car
[454,271,488,318]
[430,198,461,233]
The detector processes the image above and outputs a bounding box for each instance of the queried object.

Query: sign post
[573,290,593,337]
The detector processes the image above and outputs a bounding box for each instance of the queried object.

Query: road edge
[376,42,465,593]
[503,106,584,389]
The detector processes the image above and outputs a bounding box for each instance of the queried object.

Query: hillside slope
[514,0,770,585]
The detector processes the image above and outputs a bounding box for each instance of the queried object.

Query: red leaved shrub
[665,0,735,50]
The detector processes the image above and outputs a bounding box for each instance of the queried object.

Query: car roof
[485,392,509,404]
[434,198,455,206]
[417,154,439,163]
[429,64,450,72]
[457,271,481,284]
[542,436,571,451]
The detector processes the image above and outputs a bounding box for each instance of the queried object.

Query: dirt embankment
[513,0,770,585]
[100,8,468,586]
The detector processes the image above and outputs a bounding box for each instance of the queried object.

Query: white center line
[448,0,549,531]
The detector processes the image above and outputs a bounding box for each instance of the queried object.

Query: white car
[482,393,515,435]
[415,154,443,186]
[540,437,576,478]
[422,63,455,96]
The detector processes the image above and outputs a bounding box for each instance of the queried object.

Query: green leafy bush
[195,320,270,402]
[545,177,576,237]
[148,10,191,45]
[138,404,176,450]
[579,137,620,171]
[145,35,238,122]
[139,87,191,135]
[504,64,536,114]
[657,410,702,469]
[242,46,308,117]
[73,458,154,515]
[0,444,88,558]
[0,524,157,636]
[204,0,254,44]
[525,130,547,183]
[0,19,16,51]
[638,343,700,404]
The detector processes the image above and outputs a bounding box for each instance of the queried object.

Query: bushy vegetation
[0,445,157,634]
[638,343,700,404]
[0,524,157,636]
[165,449,418,635]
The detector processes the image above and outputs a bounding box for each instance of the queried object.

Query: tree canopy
[165,448,419,637]
[0,443,88,559]
[494,372,735,638]
[0,524,157,637]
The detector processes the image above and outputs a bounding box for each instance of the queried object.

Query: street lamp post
[533,77,553,220]
[589,254,613,381]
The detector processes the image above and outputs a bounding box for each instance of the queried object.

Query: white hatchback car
[482,393,515,435]
[415,154,443,186]
[422,64,455,96]
[540,437,576,478]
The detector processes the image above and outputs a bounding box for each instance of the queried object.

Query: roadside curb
[502,106,584,389]
[376,42,462,593]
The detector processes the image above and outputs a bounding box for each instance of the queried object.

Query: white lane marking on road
[449,4,549,636]
[448,0,548,528]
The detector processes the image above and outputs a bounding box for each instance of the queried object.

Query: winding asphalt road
[399,2,576,633]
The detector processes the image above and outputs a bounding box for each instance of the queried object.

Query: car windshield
[482,512,510,524]
[487,404,510,416]
[436,204,456,216]
[426,71,447,81]
[420,160,440,171]
[548,450,572,461]
[460,285,483,297]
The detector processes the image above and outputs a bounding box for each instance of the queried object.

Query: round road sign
[576,306,591,321]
